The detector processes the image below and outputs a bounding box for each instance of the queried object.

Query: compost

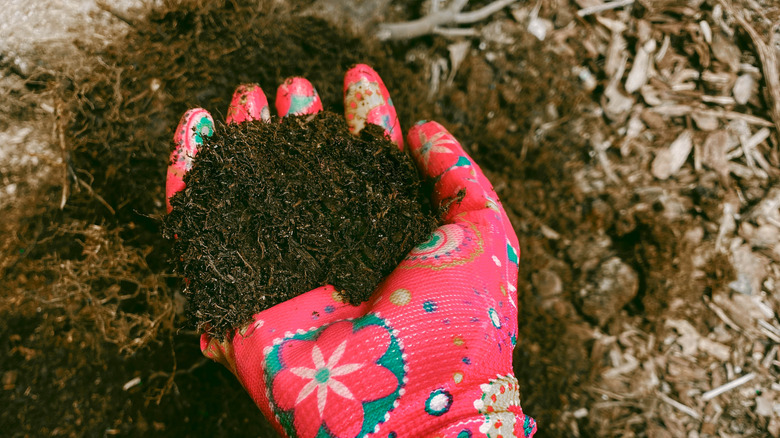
[164,112,437,336]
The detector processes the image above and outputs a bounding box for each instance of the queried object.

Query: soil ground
[1,0,779,437]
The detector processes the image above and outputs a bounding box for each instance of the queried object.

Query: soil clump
[164,113,437,336]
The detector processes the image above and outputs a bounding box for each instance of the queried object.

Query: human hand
[166,64,536,438]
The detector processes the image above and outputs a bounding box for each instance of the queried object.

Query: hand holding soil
[165,65,535,437]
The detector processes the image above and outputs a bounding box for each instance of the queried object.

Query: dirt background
[1,0,780,436]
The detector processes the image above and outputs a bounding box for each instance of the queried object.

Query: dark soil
[164,113,437,336]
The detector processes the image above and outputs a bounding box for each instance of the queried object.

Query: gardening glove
[166,64,536,438]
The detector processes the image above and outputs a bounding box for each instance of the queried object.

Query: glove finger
[165,108,214,213]
[226,84,271,124]
[343,64,403,149]
[275,77,323,117]
[405,121,502,221]
[405,120,521,308]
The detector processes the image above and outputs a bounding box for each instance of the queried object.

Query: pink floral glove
[166,64,536,438]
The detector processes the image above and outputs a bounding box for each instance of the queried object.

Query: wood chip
[625,39,656,93]
[729,161,754,178]
[528,16,552,41]
[701,130,732,180]
[702,95,736,105]
[743,127,771,151]
[728,244,769,295]
[758,320,780,343]
[699,20,712,44]
[655,34,670,63]
[705,294,743,332]
[640,84,663,106]
[603,54,634,122]
[672,68,701,87]
[657,392,701,420]
[641,107,666,130]
[2,370,18,391]
[650,104,694,117]
[666,319,699,355]
[701,70,732,91]
[716,201,737,253]
[605,30,627,77]
[446,41,470,86]
[652,130,693,180]
[755,394,774,417]
[711,31,741,72]
[698,337,731,362]
[733,74,756,105]
[692,111,720,130]
[595,15,627,33]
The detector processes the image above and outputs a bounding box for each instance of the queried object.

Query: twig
[150,358,210,379]
[236,250,256,273]
[76,177,116,215]
[757,320,780,343]
[657,392,701,420]
[700,109,773,127]
[762,345,779,368]
[149,332,178,405]
[208,259,232,283]
[376,0,467,40]
[744,127,771,150]
[704,295,743,332]
[594,138,620,184]
[588,386,627,401]
[55,104,70,210]
[377,0,516,40]
[701,372,756,401]
[433,27,480,37]
[455,0,516,23]
[733,120,763,177]
[577,0,635,17]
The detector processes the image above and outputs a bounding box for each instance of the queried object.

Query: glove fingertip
[344,64,403,149]
[275,77,323,117]
[227,84,271,124]
[166,108,214,213]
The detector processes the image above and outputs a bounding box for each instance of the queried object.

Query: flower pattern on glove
[264,314,406,438]
[411,128,456,170]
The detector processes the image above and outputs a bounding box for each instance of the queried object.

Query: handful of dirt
[164,112,438,337]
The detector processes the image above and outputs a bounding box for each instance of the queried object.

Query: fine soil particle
[164,112,438,336]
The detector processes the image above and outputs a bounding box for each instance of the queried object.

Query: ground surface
[1,0,780,437]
